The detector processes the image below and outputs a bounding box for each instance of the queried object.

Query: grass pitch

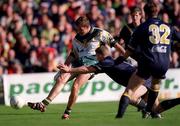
[0,101,179,126]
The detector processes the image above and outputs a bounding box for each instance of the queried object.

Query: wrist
[67,67,72,73]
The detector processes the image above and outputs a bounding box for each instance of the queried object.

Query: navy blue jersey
[91,56,151,87]
[127,18,180,79]
[119,23,136,49]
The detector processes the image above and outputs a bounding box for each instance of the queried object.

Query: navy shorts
[136,61,168,80]
[144,77,152,88]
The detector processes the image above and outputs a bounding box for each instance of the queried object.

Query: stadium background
[0,0,180,126]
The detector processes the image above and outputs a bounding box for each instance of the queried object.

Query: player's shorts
[143,77,152,88]
[54,55,98,81]
[136,61,168,80]
[72,55,98,67]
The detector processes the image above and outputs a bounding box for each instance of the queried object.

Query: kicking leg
[28,72,72,112]
[47,72,72,101]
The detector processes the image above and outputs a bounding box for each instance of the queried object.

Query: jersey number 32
[149,24,170,45]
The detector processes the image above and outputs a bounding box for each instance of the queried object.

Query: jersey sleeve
[100,30,117,47]
[114,56,127,64]
[90,63,104,73]
[127,28,140,51]
[71,42,79,59]
[119,26,127,40]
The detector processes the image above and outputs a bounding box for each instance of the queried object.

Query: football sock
[146,89,159,112]
[116,94,130,118]
[42,98,51,106]
[159,98,180,112]
[136,99,146,110]
[64,107,72,115]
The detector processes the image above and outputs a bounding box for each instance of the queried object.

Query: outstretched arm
[114,42,126,56]
[57,64,97,74]
[124,49,133,59]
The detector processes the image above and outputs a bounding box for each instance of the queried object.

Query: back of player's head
[95,45,110,56]
[144,2,159,18]
[75,16,90,27]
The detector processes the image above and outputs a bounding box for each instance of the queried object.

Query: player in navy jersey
[116,2,180,118]
[59,45,180,118]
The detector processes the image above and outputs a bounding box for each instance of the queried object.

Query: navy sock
[160,98,180,112]
[146,89,159,112]
[116,95,130,118]
[136,99,146,110]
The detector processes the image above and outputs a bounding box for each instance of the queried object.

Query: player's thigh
[126,72,146,92]
[73,73,91,89]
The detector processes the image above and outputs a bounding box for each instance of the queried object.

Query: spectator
[170,52,180,68]
[0,0,179,74]
[41,20,58,44]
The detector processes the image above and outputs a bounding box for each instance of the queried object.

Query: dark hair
[95,45,109,55]
[130,7,142,15]
[75,16,90,26]
[144,2,159,18]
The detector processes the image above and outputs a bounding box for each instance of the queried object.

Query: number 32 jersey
[127,18,180,66]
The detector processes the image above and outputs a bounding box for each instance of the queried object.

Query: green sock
[64,107,72,115]
[42,98,51,106]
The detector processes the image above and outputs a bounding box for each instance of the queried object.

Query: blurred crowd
[0,0,179,75]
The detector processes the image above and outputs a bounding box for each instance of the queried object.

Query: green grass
[0,101,179,126]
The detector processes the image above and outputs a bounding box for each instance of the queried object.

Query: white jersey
[72,27,115,58]
[54,27,116,81]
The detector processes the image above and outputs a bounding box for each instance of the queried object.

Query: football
[10,96,25,109]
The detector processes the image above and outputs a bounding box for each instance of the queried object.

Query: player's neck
[83,26,92,36]
[146,15,158,19]
[133,22,140,27]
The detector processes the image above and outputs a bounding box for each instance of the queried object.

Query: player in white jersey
[27,16,125,119]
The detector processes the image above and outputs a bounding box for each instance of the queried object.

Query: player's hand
[57,64,70,73]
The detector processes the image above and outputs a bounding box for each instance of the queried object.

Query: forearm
[124,49,133,59]
[68,66,96,74]
[114,43,126,55]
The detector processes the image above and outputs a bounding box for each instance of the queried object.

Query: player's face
[77,25,90,36]
[131,12,141,24]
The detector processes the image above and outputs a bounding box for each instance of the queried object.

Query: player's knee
[55,76,67,85]
[131,95,139,103]
[123,89,133,100]
[150,84,160,91]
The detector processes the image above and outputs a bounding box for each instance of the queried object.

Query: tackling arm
[123,49,133,59]
[114,42,126,55]
[58,64,97,74]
